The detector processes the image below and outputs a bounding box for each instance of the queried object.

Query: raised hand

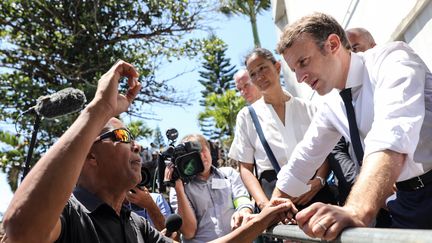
[93,59,141,117]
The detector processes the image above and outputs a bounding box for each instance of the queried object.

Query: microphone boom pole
[21,114,41,182]
[19,87,87,182]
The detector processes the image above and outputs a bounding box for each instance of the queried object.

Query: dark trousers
[387,185,432,229]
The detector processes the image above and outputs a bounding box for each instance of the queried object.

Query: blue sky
[137,10,278,146]
[0,9,278,216]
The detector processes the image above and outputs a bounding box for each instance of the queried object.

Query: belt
[396,169,432,191]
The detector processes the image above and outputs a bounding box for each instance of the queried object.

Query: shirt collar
[344,52,365,90]
[73,186,105,213]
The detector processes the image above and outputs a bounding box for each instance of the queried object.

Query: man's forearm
[145,201,166,231]
[211,216,267,243]
[272,186,292,199]
[344,150,405,225]
[315,159,329,179]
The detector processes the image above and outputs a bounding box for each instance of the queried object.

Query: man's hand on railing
[295,202,366,241]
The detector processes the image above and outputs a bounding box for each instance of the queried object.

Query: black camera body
[157,129,204,189]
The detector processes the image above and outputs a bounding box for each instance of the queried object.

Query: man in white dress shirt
[273,12,432,240]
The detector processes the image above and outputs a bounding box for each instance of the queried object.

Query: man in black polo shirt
[3,60,171,243]
[3,60,300,243]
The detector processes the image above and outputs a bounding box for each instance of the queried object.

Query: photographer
[166,134,254,242]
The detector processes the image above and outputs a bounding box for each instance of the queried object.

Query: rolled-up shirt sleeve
[277,105,341,197]
[364,47,426,162]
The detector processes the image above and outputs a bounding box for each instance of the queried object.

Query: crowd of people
[2,11,431,243]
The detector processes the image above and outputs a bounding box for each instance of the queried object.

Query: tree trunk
[250,14,261,48]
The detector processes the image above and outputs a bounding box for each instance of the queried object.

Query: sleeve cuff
[276,172,311,197]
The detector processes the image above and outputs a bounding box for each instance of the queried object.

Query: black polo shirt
[55,186,171,243]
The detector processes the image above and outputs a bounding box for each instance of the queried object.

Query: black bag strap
[248,106,281,173]
[253,158,259,179]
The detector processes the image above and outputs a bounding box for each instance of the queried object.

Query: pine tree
[152,126,166,150]
[198,36,237,139]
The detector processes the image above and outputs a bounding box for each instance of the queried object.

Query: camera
[157,128,204,190]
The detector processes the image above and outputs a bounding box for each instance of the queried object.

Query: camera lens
[182,159,197,176]
[176,151,204,178]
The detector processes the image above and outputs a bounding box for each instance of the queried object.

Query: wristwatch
[315,176,325,186]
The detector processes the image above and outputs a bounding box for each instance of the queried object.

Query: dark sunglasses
[94,128,134,144]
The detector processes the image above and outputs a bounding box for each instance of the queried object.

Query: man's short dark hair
[277,12,351,54]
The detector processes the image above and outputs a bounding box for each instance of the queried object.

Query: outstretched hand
[231,208,253,230]
[259,198,298,227]
[93,60,141,117]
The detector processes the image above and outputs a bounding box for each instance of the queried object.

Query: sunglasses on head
[94,128,134,144]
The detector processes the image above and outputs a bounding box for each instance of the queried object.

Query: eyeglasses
[94,128,134,144]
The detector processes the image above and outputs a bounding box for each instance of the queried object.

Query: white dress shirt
[277,41,432,196]
[228,90,316,177]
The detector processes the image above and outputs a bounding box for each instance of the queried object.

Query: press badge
[212,178,229,189]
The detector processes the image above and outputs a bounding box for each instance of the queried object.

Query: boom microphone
[25,87,87,119]
[165,213,182,237]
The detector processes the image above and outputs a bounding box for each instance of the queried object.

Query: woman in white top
[229,48,335,211]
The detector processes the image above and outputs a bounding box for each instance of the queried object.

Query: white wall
[404,0,432,69]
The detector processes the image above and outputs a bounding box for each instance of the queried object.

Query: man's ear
[327,33,341,53]
[275,60,281,73]
[86,152,98,166]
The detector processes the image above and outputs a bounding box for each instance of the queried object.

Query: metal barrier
[263,224,432,243]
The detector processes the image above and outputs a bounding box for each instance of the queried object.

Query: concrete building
[271,0,432,99]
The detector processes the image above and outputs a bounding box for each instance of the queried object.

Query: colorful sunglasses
[94,128,134,144]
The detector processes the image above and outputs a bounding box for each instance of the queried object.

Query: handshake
[212,198,298,243]
[232,198,297,229]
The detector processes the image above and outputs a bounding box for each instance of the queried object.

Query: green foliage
[0,0,212,190]
[197,35,237,139]
[127,120,154,142]
[0,130,26,192]
[152,126,166,149]
[198,35,236,103]
[218,0,271,47]
[198,90,245,147]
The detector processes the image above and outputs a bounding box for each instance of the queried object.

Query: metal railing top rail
[263,224,432,243]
